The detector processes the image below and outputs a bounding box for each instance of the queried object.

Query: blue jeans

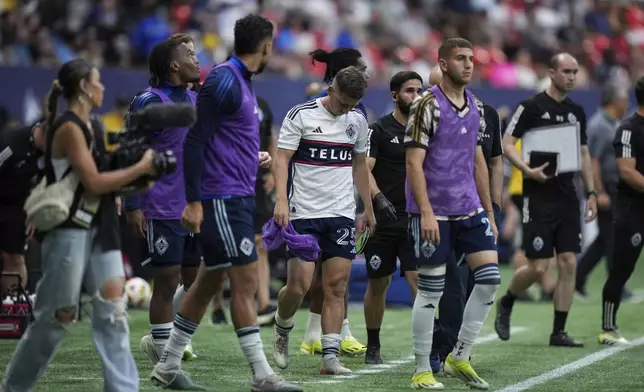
[1,227,139,392]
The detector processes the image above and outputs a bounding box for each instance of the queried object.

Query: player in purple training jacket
[404,38,500,390]
[124,37,201,364]
[150,14,301,392]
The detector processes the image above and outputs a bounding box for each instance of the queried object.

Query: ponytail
[46,80,62,134]
[309,49,331,64]
[309,48,362,84]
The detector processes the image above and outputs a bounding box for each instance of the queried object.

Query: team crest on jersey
[631,233,641,247]
[532,236,544,252]
[369,255,382,270]
[567,113,577,124]
[345,123,356,139]
[239,237,254,256]
[154,236,169,255]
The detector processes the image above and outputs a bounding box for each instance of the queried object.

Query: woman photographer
[1,58,156,392]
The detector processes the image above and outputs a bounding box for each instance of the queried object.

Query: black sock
[367,328,380,348]
[500,290,517,309]
[553,311,568,334]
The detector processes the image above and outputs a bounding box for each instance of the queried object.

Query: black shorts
[363,218,416,279]
[0,206,27,255]
[521,197,581,259]
[611,197,644,268]
[145,219,201,267]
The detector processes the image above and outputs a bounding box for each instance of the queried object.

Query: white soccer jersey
[278,98,368,220]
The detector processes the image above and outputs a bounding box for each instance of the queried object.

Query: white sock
[413,266,445,374]
[237,326,274,380]
[453,264,500,361]
[158,314,198,371]
[321,333,342,361]
[304,312,321,343]
[340,318,352,339]
[172,285,188,317]
[274,311,294,336]
[150,322,173,353]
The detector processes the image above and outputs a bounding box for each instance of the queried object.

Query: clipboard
[529,151,559,177]
[522,123,581,174]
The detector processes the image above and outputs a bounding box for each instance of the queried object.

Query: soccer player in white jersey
[271,66,377,375]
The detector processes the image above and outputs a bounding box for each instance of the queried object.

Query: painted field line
[496,336,644,392]
[299,326,528,385]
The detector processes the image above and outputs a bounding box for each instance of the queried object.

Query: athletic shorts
[0,206,27,255]
[409,211,497,268]
[145,219,201,267]
[521,197,581,259]
[290,217,356,262]
[200,197,258,269]
[364,218,416,278]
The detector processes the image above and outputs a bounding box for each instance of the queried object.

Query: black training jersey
[504,91,587,200]
[0,124,43,206]
[614,113,644,202]
[480,103,503,168]
[367,113,406,218]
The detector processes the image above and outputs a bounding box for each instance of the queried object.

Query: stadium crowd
[1,0,643,86]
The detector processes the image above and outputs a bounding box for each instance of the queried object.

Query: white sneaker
[320,358,352,375]
[140,334,161,364]
[272,324,290,369]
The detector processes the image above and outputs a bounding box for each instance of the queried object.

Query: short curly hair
[234,14,274,56]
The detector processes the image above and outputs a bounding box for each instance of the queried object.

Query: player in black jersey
[425,66,505,370]
[495,53,597,347]
[362,71,423,364]
[597,77,644,346]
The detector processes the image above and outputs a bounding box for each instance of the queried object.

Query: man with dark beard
[361,71,423,364]
[495,53,597,347]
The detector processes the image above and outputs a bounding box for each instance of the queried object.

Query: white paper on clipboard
[522,123,581,174]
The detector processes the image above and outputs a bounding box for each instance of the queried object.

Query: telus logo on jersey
[294,139,353,167]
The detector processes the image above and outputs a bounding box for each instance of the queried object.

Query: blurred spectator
[1,0,644,86]
[102,96,129,151]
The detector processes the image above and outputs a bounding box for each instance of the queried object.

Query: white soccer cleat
[140,334,161,364]
[272,324,290,369]
[320,358,352,375]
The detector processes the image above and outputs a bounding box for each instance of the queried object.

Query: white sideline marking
[495,336,644,392]
[298,327,528,385]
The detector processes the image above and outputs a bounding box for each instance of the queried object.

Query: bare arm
[489,155,504,206]
[406,147,433,214]
[502,134,531,173]
[366,157,381,197]
[267,134,277,160]
[580,145,595,192]
[591,158,605,194]
[474,146,493,213]
[353,152,374,214]
[56,122,150,196]
[273,148,296,203]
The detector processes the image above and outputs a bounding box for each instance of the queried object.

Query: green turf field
[1,260,643,392]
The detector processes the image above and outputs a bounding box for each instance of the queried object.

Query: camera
[106,102,197,194]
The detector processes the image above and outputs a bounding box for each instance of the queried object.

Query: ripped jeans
[1,228,139,392]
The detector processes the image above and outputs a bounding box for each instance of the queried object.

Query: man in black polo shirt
[495,53,597,347]
[362,71,423,364]
[0,121,45,294]
[426,66,505,370]
[598,76,644,345]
